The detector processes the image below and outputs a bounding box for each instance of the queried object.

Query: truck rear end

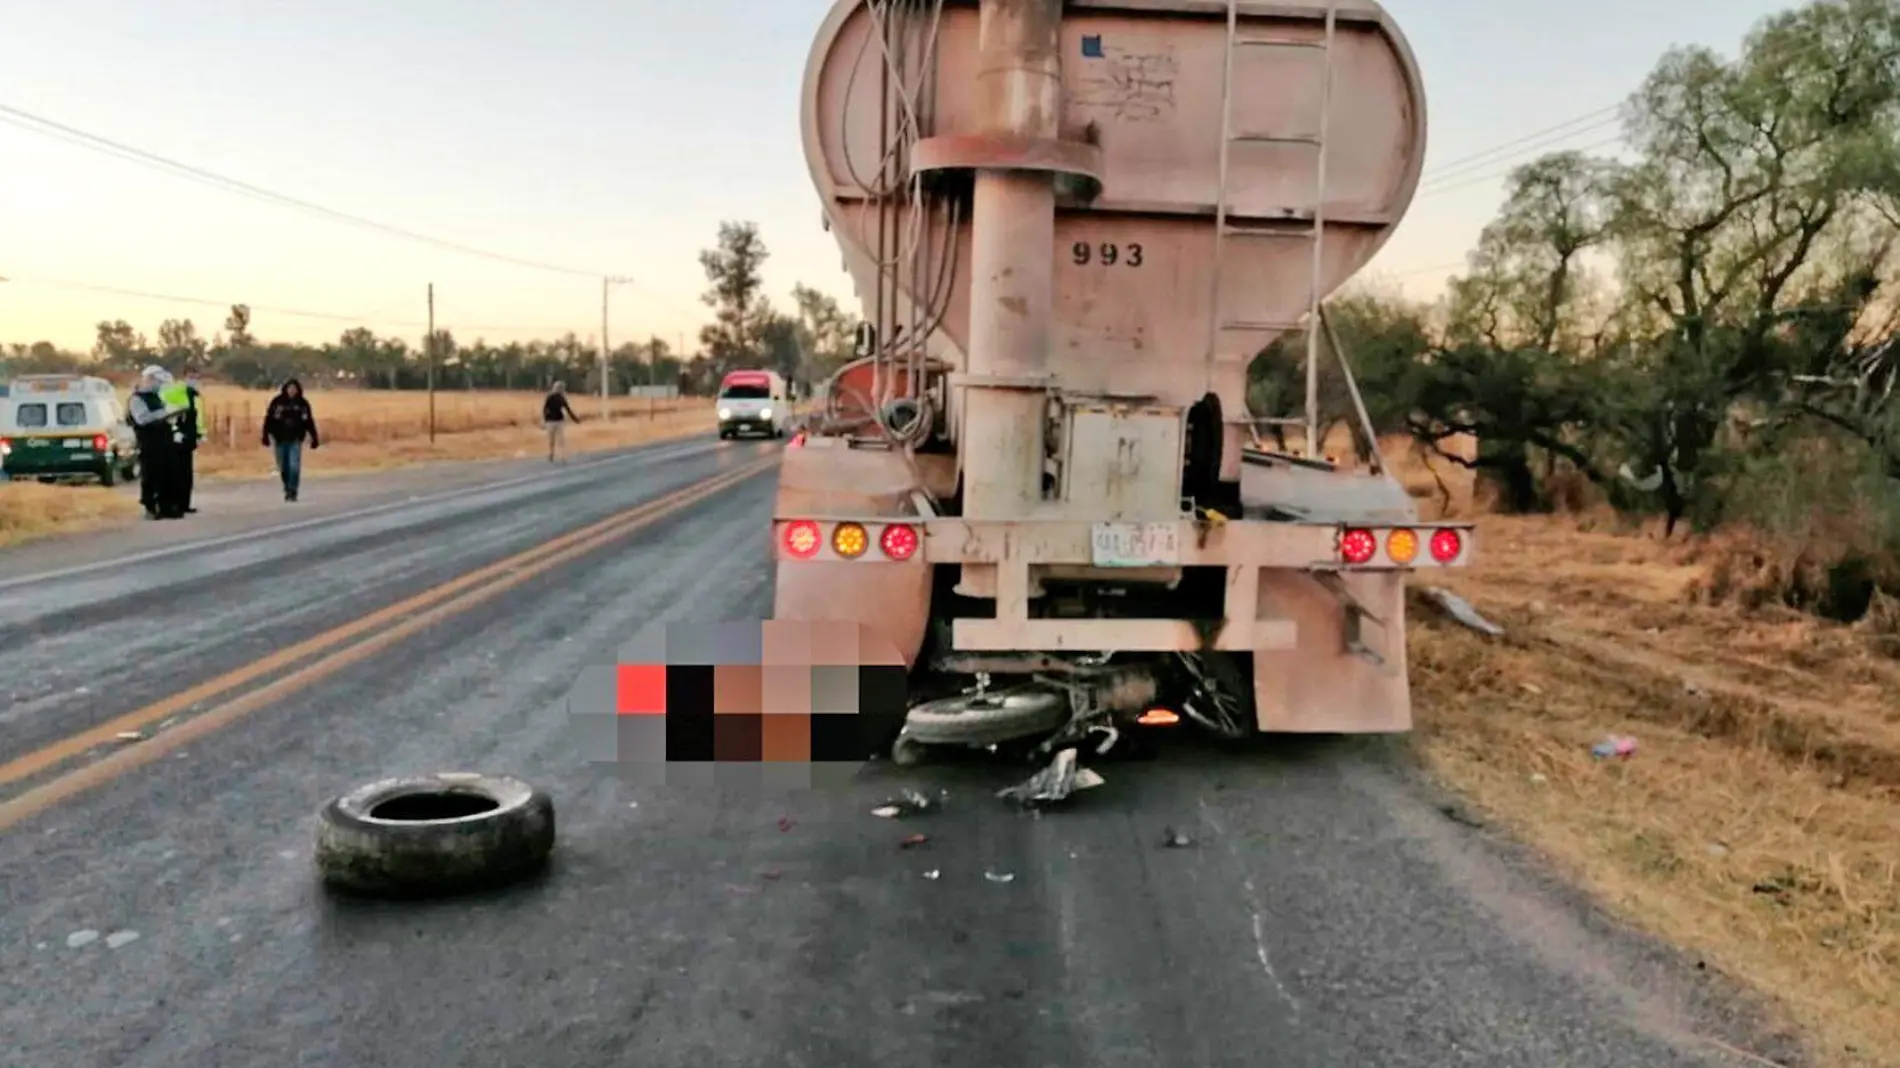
[775,0,1470,755]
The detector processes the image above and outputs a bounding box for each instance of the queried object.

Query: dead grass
[1385,437,1900,1067]
[189,389,711,479]
[0,481,141,548]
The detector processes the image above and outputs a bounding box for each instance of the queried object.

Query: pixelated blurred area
[565,620,907,787]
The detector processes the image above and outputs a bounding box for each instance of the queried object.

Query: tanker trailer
[773,0,1473,761]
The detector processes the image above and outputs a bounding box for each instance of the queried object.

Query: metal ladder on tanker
[1209,0,1339,459]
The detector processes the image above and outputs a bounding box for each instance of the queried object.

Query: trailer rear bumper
[774,514,1470,653]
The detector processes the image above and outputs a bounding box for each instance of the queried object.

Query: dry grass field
[0,389,715,546]
[1386,435,1898,1068]
[190,388,711,478]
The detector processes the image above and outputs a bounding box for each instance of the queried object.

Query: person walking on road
[262,378,320,502]
[541,381,581,464]
[158,370,208,514]
[128,366,188,520]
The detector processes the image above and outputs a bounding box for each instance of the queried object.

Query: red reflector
[1340,527,1378,565]
[1430,528,1463,563]
[92,434,109,450]
[880,523,919,560]
[783,520,822,559]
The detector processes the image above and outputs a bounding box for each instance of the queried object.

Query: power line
[1419,116,1622,190]
[1419,105,1622,182]
[1416,136,1630,199]
[1,274,573,336]
[0,103,613,281]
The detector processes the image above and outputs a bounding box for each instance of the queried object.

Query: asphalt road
[0,436,1787,1068]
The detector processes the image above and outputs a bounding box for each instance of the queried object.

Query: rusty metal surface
[910,132,1104,179]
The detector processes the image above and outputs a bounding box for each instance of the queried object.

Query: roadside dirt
[1396,440,1898,1068]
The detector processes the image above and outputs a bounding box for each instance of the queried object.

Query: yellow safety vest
[158,382,209,437]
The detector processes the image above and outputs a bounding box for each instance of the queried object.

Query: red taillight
[1430,528,1464,563]
[880,523,919,560]
[783,520,821,559]
[1339,527,1378,565]
[92,434,109,451]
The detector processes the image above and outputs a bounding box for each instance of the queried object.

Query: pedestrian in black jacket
[261,379,320,502]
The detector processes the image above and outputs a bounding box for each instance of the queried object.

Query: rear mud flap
[1250,570,1411,733]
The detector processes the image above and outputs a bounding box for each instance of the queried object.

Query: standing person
[261,378,320,502]
[158,370,208,514]
[541,381,581,464]
[128,367,186,520]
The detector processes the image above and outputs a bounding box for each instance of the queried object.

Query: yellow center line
[0,454,780,829]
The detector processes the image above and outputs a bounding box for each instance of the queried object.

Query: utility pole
[600,277,611,421]
[426,283,436,443]
[601,275,635,416]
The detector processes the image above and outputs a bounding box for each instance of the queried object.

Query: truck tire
[904,688,1071,747]
[313,773,555,899]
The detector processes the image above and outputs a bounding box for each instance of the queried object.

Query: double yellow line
[0,452,781,833]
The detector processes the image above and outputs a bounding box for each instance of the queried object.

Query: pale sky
[0,0,1794,353]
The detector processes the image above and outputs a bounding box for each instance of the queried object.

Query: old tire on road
[314,772,555,898]
[903,688,1071,748]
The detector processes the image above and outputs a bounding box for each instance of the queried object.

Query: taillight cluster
[780,519,921,562]
[1337,526,1465,567]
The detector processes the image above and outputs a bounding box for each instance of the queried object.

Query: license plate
[64,440,88,450]
[1090,522,1180,567]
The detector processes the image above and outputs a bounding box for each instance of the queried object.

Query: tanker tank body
[772,0,1474,755]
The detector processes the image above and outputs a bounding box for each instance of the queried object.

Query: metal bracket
[1312,572,1390,669]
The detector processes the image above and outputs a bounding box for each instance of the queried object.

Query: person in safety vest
[157,371,207,514]
[128,366,188,520]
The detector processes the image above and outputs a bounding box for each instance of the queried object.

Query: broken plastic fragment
[922,869,941,880]
[901,833,929,849]
[1162,827,1194,848]
[984,870,1015,884]
[1590,735,1638,759]
[114,731,146,743]
[871,806,902,819]
[997,748,1105,808]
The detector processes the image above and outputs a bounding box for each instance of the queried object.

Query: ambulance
[0,375,142,486]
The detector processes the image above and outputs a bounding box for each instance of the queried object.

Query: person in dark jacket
[127,366,188,519]
[541,381,581,464]
[261,379,320,502]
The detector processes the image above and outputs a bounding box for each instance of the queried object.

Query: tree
[698,220,773,375]
[157,318,209,372]
[791,284,857,384]
[92,320,148,369]
[1410,0,1900,528]
[224,304,255,350]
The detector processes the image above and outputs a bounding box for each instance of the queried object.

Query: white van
[0,375,141,485]
[715,369,789,439]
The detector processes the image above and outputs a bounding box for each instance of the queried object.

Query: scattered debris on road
[113,730,146,743]
[997,748,1104,808]
[1161,827,1195,848]
[900,833,930,849]
[1417,586,1504,637]
[871,788,940,819]
[922,868,941,880]
[984,870,1015,884]
[777,816,795,832]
